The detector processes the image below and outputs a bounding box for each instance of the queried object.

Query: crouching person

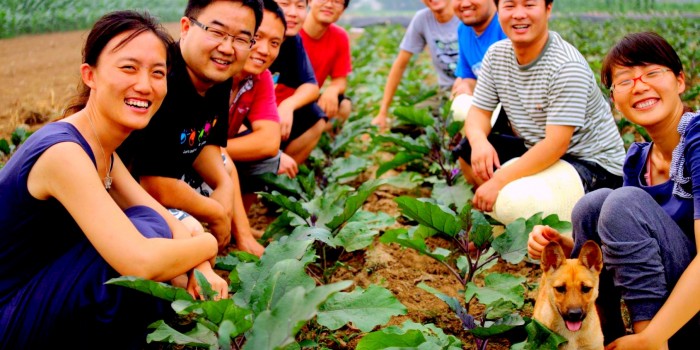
[0,11,226,348]
[455,0,625,224]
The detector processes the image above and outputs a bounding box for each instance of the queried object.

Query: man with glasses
[455,0,625,222]
[118,0,266,257]
[300,0,352,131]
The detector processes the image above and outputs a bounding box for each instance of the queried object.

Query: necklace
[87,115,113,190]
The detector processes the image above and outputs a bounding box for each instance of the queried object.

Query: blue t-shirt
[455,13,506,80]
[623,111,700,237]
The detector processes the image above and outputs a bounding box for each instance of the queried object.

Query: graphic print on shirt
[434,38,459,79]
[179,116,218,154]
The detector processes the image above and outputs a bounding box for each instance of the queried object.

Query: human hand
[187,265,229,300]
[278,101,295,141]
[605,333,662,350]
[528,225,562,260]
[277,152,298,178]
[450,78,472,99]
[472,177,504,212]
[318,90,339,118]
[371,111,388,131]
[470,140,500,182]
[235,233,265,257]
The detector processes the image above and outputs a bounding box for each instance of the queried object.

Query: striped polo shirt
[472,31,625,175]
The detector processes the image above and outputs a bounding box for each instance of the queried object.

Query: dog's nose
[566,308,584,321]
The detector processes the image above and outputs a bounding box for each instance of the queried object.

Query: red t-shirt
[228,69,280,138]
[300,24,352,87]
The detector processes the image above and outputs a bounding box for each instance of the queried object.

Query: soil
[0,26,558,349]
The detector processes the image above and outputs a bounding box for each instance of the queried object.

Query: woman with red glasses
[528,32,700,349]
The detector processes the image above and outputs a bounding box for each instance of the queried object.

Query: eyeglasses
[611,68,671,94]
[318,0,345,7]
[189,17,255,51]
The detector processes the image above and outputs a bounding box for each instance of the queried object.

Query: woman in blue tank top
[0,11,227,349]
[526,32,700,349]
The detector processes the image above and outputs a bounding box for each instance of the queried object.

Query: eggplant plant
[372,102,471,212]
[258,174,394,283]
[380,197,571,349]
[109,230,407,350]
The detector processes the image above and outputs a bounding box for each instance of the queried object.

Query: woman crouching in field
[0,10,227,348]
[527,32,700,350]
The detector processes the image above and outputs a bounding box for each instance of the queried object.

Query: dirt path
[0,23,181,139]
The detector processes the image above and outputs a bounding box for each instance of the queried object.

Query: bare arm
[318,76,347,118]
[372,50,413,129]
[279,82,320,141]
[451,77,477,98]
[27,142,217,281]
[225,120,281,162]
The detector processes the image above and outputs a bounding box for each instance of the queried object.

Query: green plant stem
[436,259,467,287]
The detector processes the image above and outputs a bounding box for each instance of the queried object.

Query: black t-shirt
[118,43,229,180]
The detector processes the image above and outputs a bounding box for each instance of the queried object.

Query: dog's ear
[541,241,565,273]
[578,240,603,274]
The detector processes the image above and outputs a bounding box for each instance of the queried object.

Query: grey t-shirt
[400,8,460,89]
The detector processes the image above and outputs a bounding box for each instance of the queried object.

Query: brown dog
[533,240,604,350]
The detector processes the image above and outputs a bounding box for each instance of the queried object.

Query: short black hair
[601,31,683,89]
[185,0,264,32]
[263,0,287,32]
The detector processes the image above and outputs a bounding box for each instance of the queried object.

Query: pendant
[104,175,112,191]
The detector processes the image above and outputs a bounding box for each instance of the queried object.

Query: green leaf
[393,106,435,127]
[241,259,317,315]
[380,226,448,261]
[395,196,462,237]
[261,211,295,242]
[317,285,407,332]
[382,171,424,189]
[259,173,305,200]
[418,283,473,330]
[0,139,10,155]
[146,320,214,347]
[464,273,526,308]
[356,329,426,349]
[485,299,518,319]
[193,270,218,301]
[330,117,373,156]
[326,179,387,230]
[519,318,568,350]
[258,191,311,220]
[357,320,462,350]
[376,151,423,177]
[447,120,464,138]
[327,155,370,183]
[542,213,572,233]
[430,181,472,214]
[347,210,395,230]
[374,134,431,154]
[335,221,380,252]
[469,210,493,248]
[469,313,525,338]
[294,226,337,248]
[243,281,353,350]
[492,219,529,265]
[106,276,194,302]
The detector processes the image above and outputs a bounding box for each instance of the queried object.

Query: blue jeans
[571,187,699,347]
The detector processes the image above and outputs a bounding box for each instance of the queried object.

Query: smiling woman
[0,10,228,349]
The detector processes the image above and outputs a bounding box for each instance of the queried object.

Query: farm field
[1,4,700,350]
